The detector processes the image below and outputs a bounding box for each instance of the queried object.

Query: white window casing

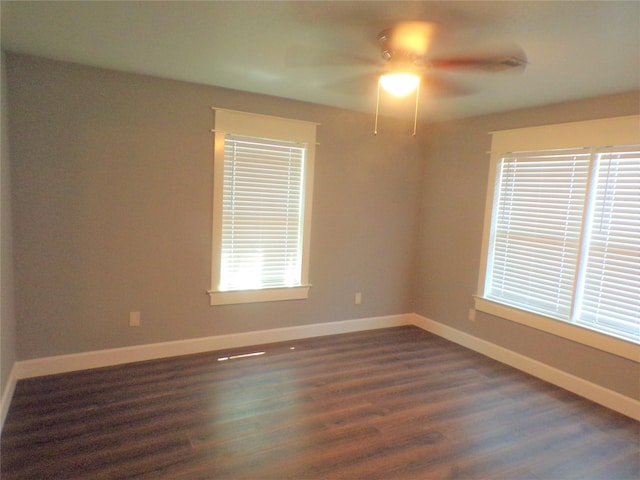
[476,116,640,361]
[209,108,318,306]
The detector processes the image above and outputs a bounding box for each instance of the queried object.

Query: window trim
[475,116,640,361]
[474,297,639,361]
[208,108,318,306]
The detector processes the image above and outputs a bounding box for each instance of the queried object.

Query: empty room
[1,1,638,479]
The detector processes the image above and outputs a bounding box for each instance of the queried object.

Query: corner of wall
[1,49,19,434]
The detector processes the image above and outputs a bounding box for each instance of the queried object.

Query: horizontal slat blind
[220,134,305,291]
[486,151,590,318]
[578,149,640,339]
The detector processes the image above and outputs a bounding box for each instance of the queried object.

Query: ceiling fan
[376,22,526,89]
[289,20,527,136]
[370,21,527,135]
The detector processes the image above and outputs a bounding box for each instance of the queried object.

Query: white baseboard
[4,312,637,429]
[1,363,18,433]
[409,313,640,422]
[15,314,412,380]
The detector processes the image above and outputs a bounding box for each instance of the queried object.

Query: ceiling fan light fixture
[379,73,420,96]
[374,73,421,137]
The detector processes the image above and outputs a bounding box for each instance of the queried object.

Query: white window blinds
[578,148,640,340]
[487,150,590,319]
[220,134,306,291]
[485,146,640,344]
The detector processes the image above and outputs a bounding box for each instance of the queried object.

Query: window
[579,149,639,340]
[476,116,640,359]
[486,149,590,320]
[208,109,317,305]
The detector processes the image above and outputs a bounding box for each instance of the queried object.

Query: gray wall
[6,53,422,360]
[4,52,639,403]
[1,51,17,403]
[414,91,640,400]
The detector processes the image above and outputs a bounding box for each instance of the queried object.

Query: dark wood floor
[1,326,638,479]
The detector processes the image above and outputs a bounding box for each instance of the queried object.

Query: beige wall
[5,53,422,360]
[414,91,640,399]
[1,51,17,401]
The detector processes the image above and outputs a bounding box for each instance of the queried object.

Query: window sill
[474,297,639,362]
[208,285,311,306]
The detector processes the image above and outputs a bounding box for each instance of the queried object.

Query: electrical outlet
[129,311,141,327]
[355,292,362,305]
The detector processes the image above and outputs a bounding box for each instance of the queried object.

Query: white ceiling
[2,1,639,121]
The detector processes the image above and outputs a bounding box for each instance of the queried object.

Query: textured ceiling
[2,1,639,120]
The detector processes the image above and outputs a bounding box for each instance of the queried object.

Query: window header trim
[211,107,319,144]
[489,115,640,153]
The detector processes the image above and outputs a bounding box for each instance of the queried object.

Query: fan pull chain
[374,79,381,135]
[412,80,420,138]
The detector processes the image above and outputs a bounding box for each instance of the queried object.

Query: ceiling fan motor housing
[377,28,423,70]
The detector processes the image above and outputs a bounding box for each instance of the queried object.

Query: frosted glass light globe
[379,73,420,96]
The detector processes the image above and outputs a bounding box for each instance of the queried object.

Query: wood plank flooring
[1,326,638,479]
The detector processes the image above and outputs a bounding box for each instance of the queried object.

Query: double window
[209,109,317,305]
[476,116,639,357]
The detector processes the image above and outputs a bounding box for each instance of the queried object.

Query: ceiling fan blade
[421,75,477,97]
[321,72,380,96]
[322,71,475,99]
[427,45,528,73]
[284,45,378,68]
[429,55,527,72]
